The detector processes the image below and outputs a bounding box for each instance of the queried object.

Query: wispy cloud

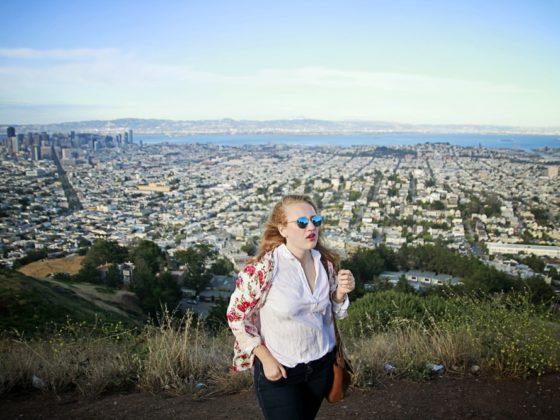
[0,47,540,124]
[0,47,526,95]
[0,47,120,60]
[252,67,529,95]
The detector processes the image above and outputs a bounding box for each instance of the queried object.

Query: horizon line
[2,117,560,131]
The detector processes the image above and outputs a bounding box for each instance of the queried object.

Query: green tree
[371,276,392,292]
[157,271,182,312]
[431,200,445,211]
[341,246,397,297]
[175,244,217,293]
[523,276,555,305]
[395,275,416,294]
[530,207,550,226]
[73,260,101,284]
[129,239,164,274]
[348,191,361,201]
[205,298,229,332]
[210,257,234,275]
[12,249,48,269]
[83,239,128,267]
[106,263,121,288]
[130,260,181,317]
[241,237,258,256]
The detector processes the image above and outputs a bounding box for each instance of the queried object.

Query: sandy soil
[1,374,559,420]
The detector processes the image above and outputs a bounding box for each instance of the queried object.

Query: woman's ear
[278,224,288,238]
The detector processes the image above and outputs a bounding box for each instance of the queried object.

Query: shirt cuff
[243,336,262,356]
[332,294,349,315]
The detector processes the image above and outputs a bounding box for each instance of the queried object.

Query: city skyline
[1,0,559,127]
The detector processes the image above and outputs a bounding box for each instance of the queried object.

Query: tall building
[128,129,133,144]
[11,136,19,154]
[32,145,41,161]
[7,126,15,138]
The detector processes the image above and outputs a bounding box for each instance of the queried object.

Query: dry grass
[0,325,138,397]
[347,325,481,386]
[1,295,559,399]
[18,255,84,278]
[137,313,238,395]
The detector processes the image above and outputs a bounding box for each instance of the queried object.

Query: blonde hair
[250,194,340,267]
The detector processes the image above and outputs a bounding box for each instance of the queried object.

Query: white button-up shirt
[259,244,349,367]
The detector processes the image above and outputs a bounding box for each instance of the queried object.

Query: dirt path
[2,374,559,419]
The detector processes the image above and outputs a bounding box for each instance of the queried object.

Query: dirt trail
[2,374,559,419]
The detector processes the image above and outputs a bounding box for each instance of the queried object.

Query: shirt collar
[278,243,321,262]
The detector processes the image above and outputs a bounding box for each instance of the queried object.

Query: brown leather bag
[327,311,353,403]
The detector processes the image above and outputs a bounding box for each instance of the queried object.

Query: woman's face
[279,201,320,254]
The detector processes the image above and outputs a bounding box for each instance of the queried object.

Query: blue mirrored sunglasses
[288,215,323,229]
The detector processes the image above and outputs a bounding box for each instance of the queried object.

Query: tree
[521,255,546,273]
[129,239,164,274]
[73,260,101,284]
[12,249,48,269]
[341,246,397,297]
[241,238,258,256]
[175,244,217,293]
[131,260,181,317]
[83,239,128,267]
[106,263,121,288]
[523,276,555,305]
[210,257,234,275]
[205,298,229,332]
[431,200,445,211]
[131,259,159,315]
[157,271,182,312]
[395,275,415,294]
[348,191,361,201]
[530,207,550,226]
[372,276,392,292]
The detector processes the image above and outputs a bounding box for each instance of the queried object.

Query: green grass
[94,286,116,294]
[0,269,136,335]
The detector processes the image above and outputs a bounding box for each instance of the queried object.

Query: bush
[340,290,453,336]
[341,291,560,383]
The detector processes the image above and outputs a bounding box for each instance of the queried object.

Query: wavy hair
[249,194,340,267]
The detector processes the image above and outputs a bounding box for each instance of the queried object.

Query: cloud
[0,47,526,95]
[251,67,529,95]
[0,47,540,124]
[0,47,120,60]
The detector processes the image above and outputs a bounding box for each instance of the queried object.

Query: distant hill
[0,269,143,335]
[2,118,559,136]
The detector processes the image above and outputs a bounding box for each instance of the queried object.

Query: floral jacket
[226,248,339,372]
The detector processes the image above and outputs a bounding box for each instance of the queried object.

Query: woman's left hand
[334,269,355,303]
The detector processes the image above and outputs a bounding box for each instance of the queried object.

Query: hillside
[0,269,142,334]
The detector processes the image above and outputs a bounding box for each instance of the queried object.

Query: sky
[1,0,559,127]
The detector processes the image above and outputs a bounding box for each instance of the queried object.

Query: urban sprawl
[1,128,560,290]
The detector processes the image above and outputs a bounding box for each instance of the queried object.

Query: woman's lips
[306,233,316,241]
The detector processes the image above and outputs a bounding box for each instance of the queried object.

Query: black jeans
[253,350,335,420]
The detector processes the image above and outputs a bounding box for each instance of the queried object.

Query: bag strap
[320,255,345,358]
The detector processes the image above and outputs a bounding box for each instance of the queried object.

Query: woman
[227,194,355,420]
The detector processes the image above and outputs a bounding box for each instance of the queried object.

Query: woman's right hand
[261,358,287,381]
[254,344,287,381]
